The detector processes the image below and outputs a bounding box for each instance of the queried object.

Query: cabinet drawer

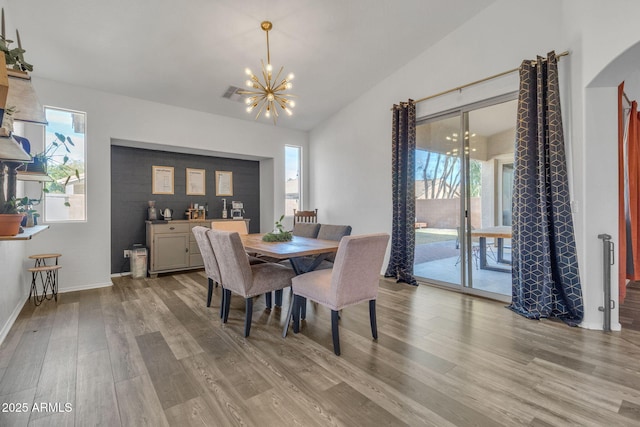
[153,223,190,234]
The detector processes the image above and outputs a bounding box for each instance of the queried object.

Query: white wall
[310,0,640,330]
[310,0,562,257]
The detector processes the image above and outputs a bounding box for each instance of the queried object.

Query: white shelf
[0,224,49,241]
[0,135,30,161]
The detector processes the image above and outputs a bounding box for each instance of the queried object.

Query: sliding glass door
[413,97,516,299]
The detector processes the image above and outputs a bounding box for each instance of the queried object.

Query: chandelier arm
[272,66,284,87]
[254,98,268,120]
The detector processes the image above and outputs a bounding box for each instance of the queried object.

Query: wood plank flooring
[1,271,640,426]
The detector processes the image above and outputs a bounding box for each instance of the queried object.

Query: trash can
[130,245,148,279]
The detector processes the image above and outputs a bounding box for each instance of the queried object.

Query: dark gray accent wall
[111,145,260,274]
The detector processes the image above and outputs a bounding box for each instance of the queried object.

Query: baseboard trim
[58,281,113,294]
[579,321,622,331]
[0,298,27,347]
[110,272,131,278]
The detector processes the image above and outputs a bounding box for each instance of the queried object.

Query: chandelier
[239,21,295,124]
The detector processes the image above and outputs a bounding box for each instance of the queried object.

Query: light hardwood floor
[1,272,640,426]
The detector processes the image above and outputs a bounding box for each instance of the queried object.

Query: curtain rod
[412,50,570,105]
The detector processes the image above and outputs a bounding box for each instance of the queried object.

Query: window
[285,145,301,216]
[43,107,86,222]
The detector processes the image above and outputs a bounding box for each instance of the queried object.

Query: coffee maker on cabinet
[231,201,244,220]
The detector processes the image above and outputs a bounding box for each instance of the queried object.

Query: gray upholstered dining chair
[291,233,390,355]
[292,223,321,238]
[208,229,296,337]
[192,226,223,311]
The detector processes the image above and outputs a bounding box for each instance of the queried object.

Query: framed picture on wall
[152,165,174,194]
[186,168,206,195]
[215,170,233,196]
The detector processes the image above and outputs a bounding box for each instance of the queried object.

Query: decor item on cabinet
[186,206,206,220]
[231,200,244,219]
[262,214,292,242]
[215,170,233,196]
[159,208,173,221]
[147,200,158,221]
[238,20,296,124]
[221,198,228,218]
[18,132,77,187]
[152,165,174,195]
[186,168,205,195]
[0,195,27,236]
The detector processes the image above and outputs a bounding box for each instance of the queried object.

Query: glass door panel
[465,99,516,296]
[414,114,463,288]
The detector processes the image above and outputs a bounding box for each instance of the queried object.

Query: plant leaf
[64,202,70,207]
[55,132,65,142]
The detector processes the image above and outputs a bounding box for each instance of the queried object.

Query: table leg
[479,237,488,269]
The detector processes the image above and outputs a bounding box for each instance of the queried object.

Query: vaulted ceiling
[5,0,497,131]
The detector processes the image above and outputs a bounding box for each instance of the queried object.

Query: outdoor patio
[413,228,512,297]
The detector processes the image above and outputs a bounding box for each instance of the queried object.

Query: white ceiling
[5,0,497,131]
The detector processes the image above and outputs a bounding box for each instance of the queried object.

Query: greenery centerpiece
[262,214,292,242]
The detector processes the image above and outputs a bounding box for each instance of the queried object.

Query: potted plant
[20,133,79,206]
[262,214,293,242]
[0,196,27,236]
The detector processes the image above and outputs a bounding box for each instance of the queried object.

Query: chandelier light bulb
[245,68,252,75]
[285,82,292,89]
[287,73,295,80]
[266,63,273,72]
[265,110,270,118]
[245,80,253,87]
[246,106,253,112]
[289,101,295,108]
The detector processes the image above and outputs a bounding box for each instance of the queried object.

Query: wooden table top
[240,234,340,259]
[471,225,512,239]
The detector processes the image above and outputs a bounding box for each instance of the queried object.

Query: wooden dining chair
[211,220,249,234]
[293,209,318,225]
[291,233,390,355]
[208,229,296,337]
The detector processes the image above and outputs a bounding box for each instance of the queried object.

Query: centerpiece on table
[262,214,292,242]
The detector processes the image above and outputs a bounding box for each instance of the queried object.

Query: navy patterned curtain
[509,51,583,325]
[385,100,417,285]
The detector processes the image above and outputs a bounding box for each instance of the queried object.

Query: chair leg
[369,300,378,340]
[331,310,341,356]
[292,295,301,334]
[301,297,307,320]
[274,289,283,307]
[219,287,225,319]
[265,292,272,309]
[223,289,231,323]
[244,298,253,337]
[207,278,214,307]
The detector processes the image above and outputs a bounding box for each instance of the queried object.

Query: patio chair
[208,229,296,337]
[291,233,390,355]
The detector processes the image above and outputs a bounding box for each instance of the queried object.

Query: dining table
[240,233,340,336]
[470,225,512,272]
